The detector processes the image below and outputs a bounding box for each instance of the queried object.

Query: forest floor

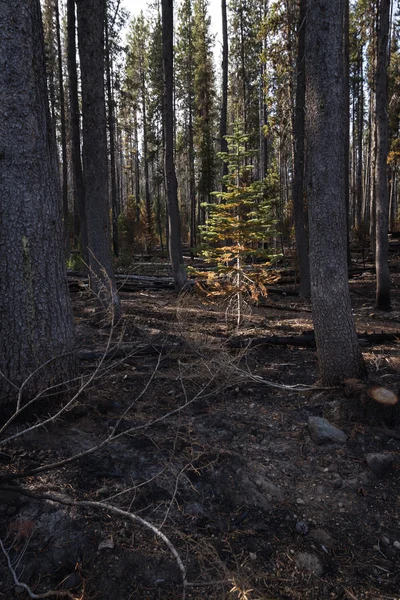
[1,251,400,600]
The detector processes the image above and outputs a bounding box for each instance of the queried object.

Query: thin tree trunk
[292,0,310,298]
[76,0,121,321]
[356,49,364,228]
[220,0,229,188]
[162,0,187,291]
[375,0,391,310]
[344,0,351,264]
[105,11,119,257]
[55,0,69,257]
[0,0,76,397]
[142,69,153,249]
[305,0,364,385]
[67,0,88,265]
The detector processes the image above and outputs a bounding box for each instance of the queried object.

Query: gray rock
[295,521,309,536]
[365,453,394,476]
[394,541,400,550]
[308,417,347,446]
[294,552,324,576]
[380,535,390,547]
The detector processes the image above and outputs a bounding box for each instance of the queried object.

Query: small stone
[381,536,390,547]
[308,417,347,446]
[249,552,257,560]
[366,453,394,476]
[393,541,400,550]
[294,552,324,577]
[95,487,109,497]
[296,521,309,535]
[296,498,305,505]
[98,537,114,550]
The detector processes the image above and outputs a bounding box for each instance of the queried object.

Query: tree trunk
[142,69,153,250]
[220,0,229,188]
[76,0,121,321]
[305,0,365,385]
[162,0,187,291]
[292,0,310,298]
[67,0,88,265]
[55,0,69,257]
[343,0,351,265]
[0,0,76,400]
[375,0,391,310]
[105,12,119,257]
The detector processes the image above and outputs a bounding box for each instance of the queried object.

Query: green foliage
[197,124,279,318]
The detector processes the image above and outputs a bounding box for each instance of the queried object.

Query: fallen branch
[0,487,187,600]
[228,330,400,349]
[0,538,77,599]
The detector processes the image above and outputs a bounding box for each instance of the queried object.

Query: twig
[1,488,187,600]
[0,361,226,482]
[0,538,77,599]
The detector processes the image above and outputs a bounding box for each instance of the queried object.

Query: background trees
[7,0,397,386]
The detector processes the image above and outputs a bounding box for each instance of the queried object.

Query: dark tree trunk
[292,0,310,298]
[220,0,229,188]
[305,0,365,385]
[55,0,69,257]
[356,49,364,228]
[0,0,75,398]
[141,70,153,250]
[344,0,351,265]
[105,12,119,257]
[162,0,187,291]
[76,0,121,320]
[375,0,391,310]
[67,0,88,264]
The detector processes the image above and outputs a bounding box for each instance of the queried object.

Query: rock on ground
[308,416,347,445]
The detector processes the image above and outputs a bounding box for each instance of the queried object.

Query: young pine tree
[199,125,278,325]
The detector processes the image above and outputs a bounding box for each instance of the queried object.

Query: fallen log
[228,330,399,349]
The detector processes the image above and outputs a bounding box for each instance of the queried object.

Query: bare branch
[0,538,78,599]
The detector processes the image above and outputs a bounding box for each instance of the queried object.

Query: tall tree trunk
[375,0,391,310]
[55,0,69,257]
[141,69,153,250]
[292,0,310,298]
[305,0,364,385]
[162,0,187,291]
[76,0,121,321]
[344,0,351,265]
[0,0,75,399]
[220,0,229,188]
[105,11,119,257]
[67,0,88,264]
[356,49,364,228]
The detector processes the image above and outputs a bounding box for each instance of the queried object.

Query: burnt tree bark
[105,11,119,257]
[305,0,365,385]
[375,0,391,310]
[220,0,229,189]
[76,0,121,320]
[67,0,88,264]
[162,0,187,291]
[292,0,310,298]
[0,0,75,399]
[55,0,69,257]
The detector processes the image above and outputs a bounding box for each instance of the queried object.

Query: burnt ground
[1,257,400,600]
